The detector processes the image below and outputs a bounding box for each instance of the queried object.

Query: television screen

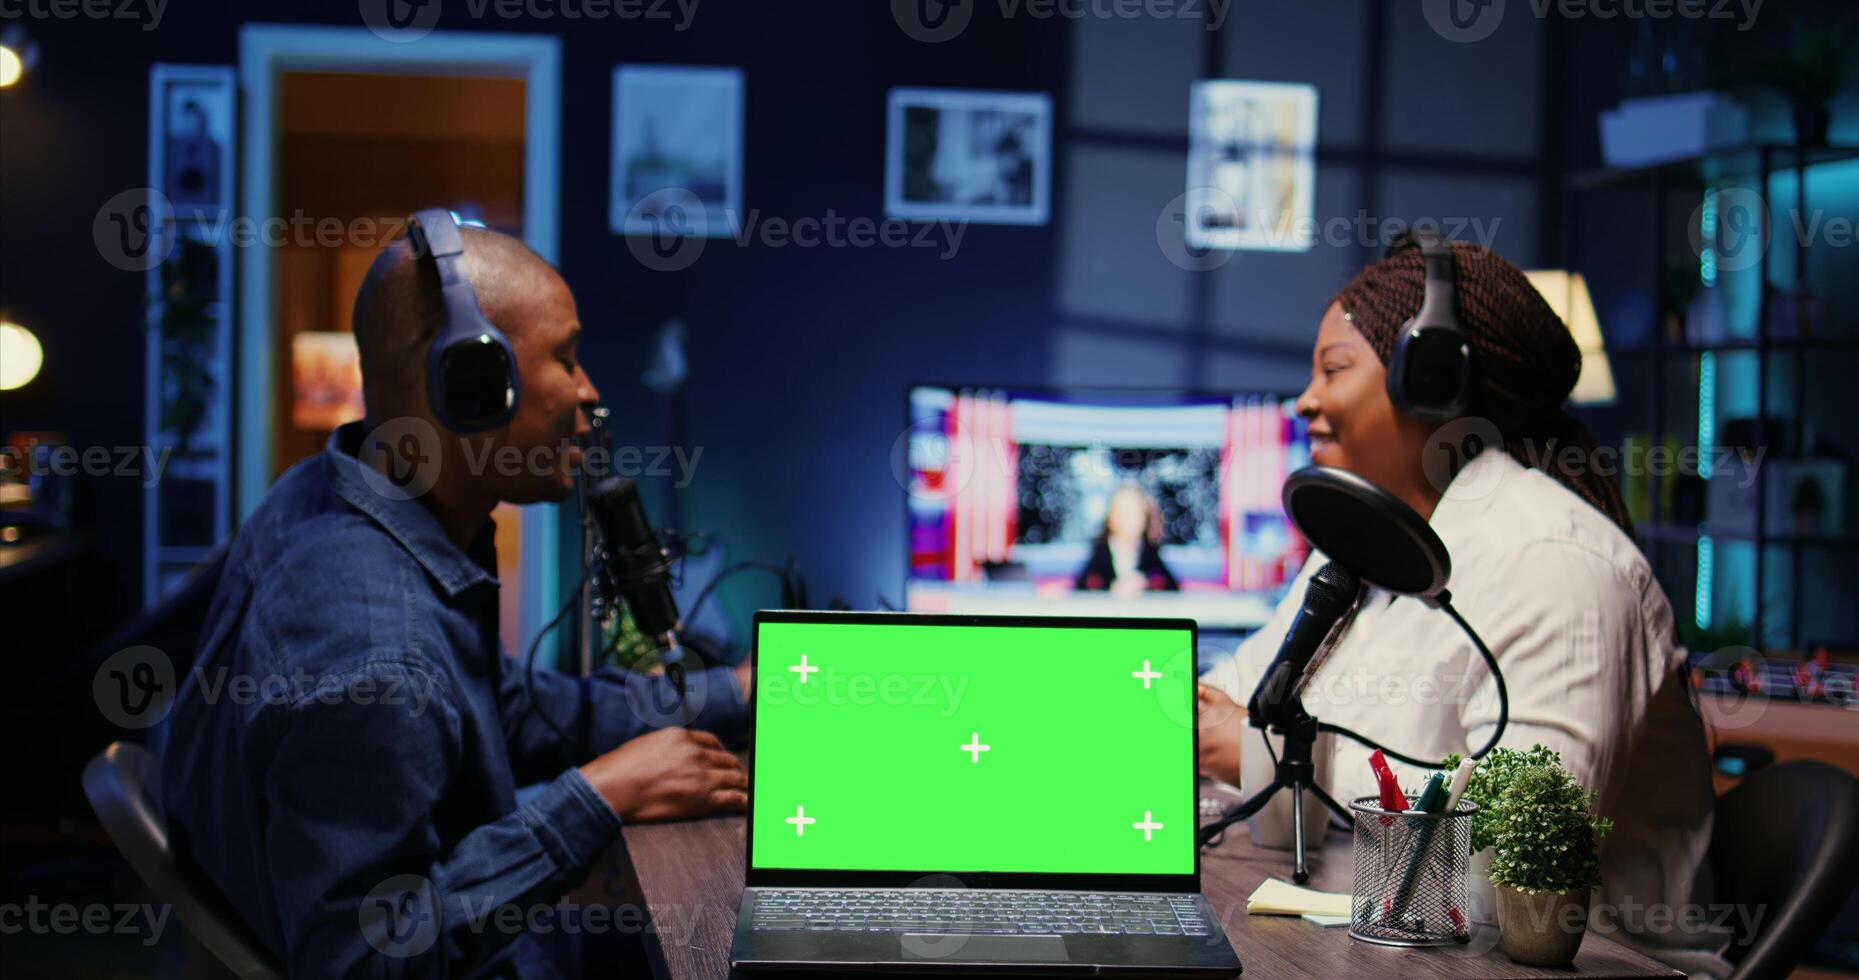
[904,385,1311,630]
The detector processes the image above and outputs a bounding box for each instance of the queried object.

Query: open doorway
[272,71,525,475]
[240,27,562,658]
[275,70,526,651]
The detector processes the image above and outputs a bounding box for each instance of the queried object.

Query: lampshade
[0,25,38,89]
[1525,269,1615,406]
[0,320,44,390]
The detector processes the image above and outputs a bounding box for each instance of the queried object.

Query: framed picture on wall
[290,331,364,431]
[611,64,744,239]
[1185,80,1318,252]
[885,88,1051,226]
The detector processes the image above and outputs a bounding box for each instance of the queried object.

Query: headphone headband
[1384,226,1470,422]
[409,208,467,270]
[1408,229,1459,334]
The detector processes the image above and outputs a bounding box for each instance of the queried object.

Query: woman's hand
[1196,684,1246,786]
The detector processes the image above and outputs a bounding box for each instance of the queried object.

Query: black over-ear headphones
[406,208,521,433]
[1384,228,1471,422]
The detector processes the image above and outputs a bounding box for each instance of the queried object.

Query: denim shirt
[162,422,746,977]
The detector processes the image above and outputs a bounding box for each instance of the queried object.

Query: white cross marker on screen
[789,654,820,684]
[786,805,816,836]
[1133,811,1164,841]
[960,732,991,763]
[1132,660,1163,689]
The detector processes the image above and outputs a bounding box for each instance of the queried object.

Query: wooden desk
[581,815,1681,980]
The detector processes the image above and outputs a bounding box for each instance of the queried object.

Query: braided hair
[1330,234,1635,538]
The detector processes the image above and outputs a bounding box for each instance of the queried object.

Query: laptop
[730,611,1242,976]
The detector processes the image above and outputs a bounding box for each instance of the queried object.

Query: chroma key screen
[749,617,1197,876]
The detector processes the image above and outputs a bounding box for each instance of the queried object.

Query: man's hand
[579,728,748,822]
[1196,684,1245,786]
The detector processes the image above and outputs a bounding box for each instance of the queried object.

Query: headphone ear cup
[1388,232,1469,422]
[429,331,519,433]
[1386,318,1415,414]
[1388,322,1470,422]
[410,209,522,433]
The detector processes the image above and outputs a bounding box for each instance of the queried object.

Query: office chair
[81,541,230,684]
[1710,759,1859,980]
[82,742,285,980]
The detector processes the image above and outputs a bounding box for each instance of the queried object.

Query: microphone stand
[600,529,700,726]
[577,407,612,678]
[1195,589,1507,886]
[1196,700,1351,885]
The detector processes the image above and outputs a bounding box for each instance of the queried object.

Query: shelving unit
[143,66,237,606]
[1566,143,1859,191]
[1566,142,1859,655]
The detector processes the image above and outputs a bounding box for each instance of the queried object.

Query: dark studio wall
[22,0,1857,661]
[2,0,1589,657]
[0,0,1075,648]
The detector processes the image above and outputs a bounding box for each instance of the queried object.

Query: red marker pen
[1369,749,1406,826]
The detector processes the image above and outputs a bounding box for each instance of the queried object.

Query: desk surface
[587,814,1681,980]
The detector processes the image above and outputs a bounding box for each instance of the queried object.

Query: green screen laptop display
[751,618,1196,876]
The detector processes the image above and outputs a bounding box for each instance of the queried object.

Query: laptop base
[730,889,1241,976]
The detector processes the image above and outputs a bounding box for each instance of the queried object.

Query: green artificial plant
[1486,762,1614,895]
[1442,744,1566,854]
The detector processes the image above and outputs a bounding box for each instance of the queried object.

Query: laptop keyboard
[750,889,1213,937]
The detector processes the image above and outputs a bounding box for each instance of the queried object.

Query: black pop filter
[1282,466,1450,598]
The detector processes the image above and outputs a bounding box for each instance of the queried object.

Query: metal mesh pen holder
[1347,794,1477,947]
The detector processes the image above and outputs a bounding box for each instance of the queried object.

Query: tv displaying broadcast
[904,385,1311,630]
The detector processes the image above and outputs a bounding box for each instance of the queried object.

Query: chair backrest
[81,742,285,980]
[83,542,231,681]
[1710,759,1859,980]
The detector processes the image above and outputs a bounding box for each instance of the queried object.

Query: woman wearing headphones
[1197,233,1727,977]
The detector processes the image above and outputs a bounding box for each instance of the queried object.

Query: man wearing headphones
[162,212,751,976]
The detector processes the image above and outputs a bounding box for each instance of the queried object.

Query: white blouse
[1203,448,1729,978]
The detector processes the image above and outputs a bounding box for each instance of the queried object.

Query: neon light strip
[1694,183,1717,629]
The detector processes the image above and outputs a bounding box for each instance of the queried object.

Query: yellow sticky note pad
[1245,879,1352,918]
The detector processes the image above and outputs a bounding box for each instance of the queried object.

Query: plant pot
[1496,885,1590,967]
[1467,847,1498,925]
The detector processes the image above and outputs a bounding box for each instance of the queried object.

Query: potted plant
[1487,762,1614,967]
[1760,16,1851,147]
[1442,744,1563,924]
[1711,13,1854,147]
[154,237,220,454]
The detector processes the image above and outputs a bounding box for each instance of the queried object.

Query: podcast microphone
[1199,466,1507,882]
[1245,561,1362,730]
[587,477,688,691]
